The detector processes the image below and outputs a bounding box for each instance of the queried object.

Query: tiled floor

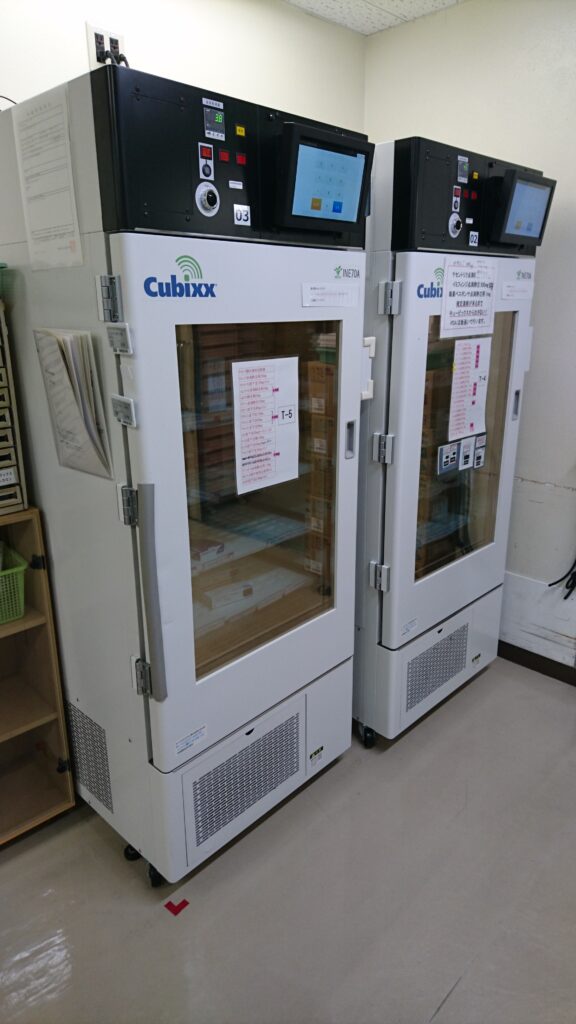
[2,658,576,1024]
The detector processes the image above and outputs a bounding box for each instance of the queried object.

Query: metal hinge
[372,432,395,465]
[135,658,152,696]
[370,561,390,593]
[96,274,123,323]
[121,485,139,526]
[377,280,402,316]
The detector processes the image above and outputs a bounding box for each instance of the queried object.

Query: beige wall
[366,0,576,664]
[0,0,364,129]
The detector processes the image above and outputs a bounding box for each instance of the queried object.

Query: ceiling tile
[283,0,464,35]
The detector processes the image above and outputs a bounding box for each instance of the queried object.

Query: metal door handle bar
[138,483,168,702]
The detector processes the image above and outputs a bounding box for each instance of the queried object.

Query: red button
[236,153,247,166]
[200,145,212,159]
[219,149,230,162]
[463,189,469,199]
[471,190,478,200]
[453,186,462,197]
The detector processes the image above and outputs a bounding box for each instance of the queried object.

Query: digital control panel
[91,66,372,247]
[390,137,555,255]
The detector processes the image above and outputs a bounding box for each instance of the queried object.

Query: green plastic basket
[0,546,27,624]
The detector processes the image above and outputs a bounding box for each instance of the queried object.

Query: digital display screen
[504,179,551,238]
[291,144,366,222]
[204,106,225,139]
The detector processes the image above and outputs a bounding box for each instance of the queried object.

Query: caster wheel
[124,844,141,862]
[357,721,376,749]
[363,727,376,749]
[147,864,165,888]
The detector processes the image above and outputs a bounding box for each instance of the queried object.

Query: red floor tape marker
[165,899,189,916]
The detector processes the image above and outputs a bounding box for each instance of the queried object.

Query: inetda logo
[417,266,444,298]
[144,256,217,298]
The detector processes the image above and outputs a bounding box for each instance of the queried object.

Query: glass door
[416,312,515,580]
[176,321,339,678]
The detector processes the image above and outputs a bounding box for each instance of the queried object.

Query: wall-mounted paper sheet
[441,257,496,337]
[448,336,492,441]
[232,357,299,495]
[34,330,112,478]
[13,85,83,270]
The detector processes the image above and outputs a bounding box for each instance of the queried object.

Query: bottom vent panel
[66,703,113,812]
[193,713,300,847]
[406,624,469,711]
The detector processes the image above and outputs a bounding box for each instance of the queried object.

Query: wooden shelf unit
[0,507,74,844]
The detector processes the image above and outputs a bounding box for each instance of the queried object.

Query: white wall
[365,0,576,667]
[0,0,364,129]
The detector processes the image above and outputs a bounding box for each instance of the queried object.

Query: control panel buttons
[198,143,214,181]
[235,125,246,137]
[236,153,247,166]
[219,149,230,162]
[195,182,220,218]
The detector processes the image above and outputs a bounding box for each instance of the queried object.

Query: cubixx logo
[144,256,217,299]
[417,266,444,298]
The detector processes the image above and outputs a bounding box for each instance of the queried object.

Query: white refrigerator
[0,67,371,882]
[354,138,555,741]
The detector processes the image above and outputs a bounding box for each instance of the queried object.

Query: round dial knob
[201,189,218,210]
[448,212,463,238]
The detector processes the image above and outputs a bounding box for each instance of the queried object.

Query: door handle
[512,389,521,420]
[345,420,356,459]
[138,483,168,702]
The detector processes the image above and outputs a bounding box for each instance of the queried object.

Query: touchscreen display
[504,180,551,238]
[291,144,366,222]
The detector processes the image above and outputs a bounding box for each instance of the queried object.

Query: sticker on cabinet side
[232,357,299,495]
[448,337,492,442]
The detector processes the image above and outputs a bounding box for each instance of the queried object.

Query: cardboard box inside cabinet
[307,415,336,459]
[306,494,333,536]
[308,455,335,505]
[305,361,336,418]
[305,531,332,582]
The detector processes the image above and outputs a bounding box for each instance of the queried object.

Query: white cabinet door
[111,233,365,771]
[380,250,535,649]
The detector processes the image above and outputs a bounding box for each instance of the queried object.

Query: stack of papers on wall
[34,329,112,479]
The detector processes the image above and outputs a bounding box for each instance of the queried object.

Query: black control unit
[91,66,373,248]
[391,137,555,255]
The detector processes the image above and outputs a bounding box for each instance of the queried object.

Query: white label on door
[440,257,496,336]
[302,283,359,308]
[229,180,244,190]
[502,279,532,299]
[474,446,486,468]
[448,337,492,441]
[176,724,207,756]
[233,204,251,226]
[232,357,299,495]
[458,435,476,470]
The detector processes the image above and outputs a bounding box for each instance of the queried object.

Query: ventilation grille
[406,624,469,711]
[193,713,300,847]
[66,703,113,812]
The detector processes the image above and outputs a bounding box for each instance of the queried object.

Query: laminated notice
[232,357,299,495]
[448,337,492,442]
[441,257,496,337]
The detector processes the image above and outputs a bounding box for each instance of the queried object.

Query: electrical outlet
[86,23,126,71]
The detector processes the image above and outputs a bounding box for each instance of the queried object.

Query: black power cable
[0,94,16,106]
[548,555,576,600]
